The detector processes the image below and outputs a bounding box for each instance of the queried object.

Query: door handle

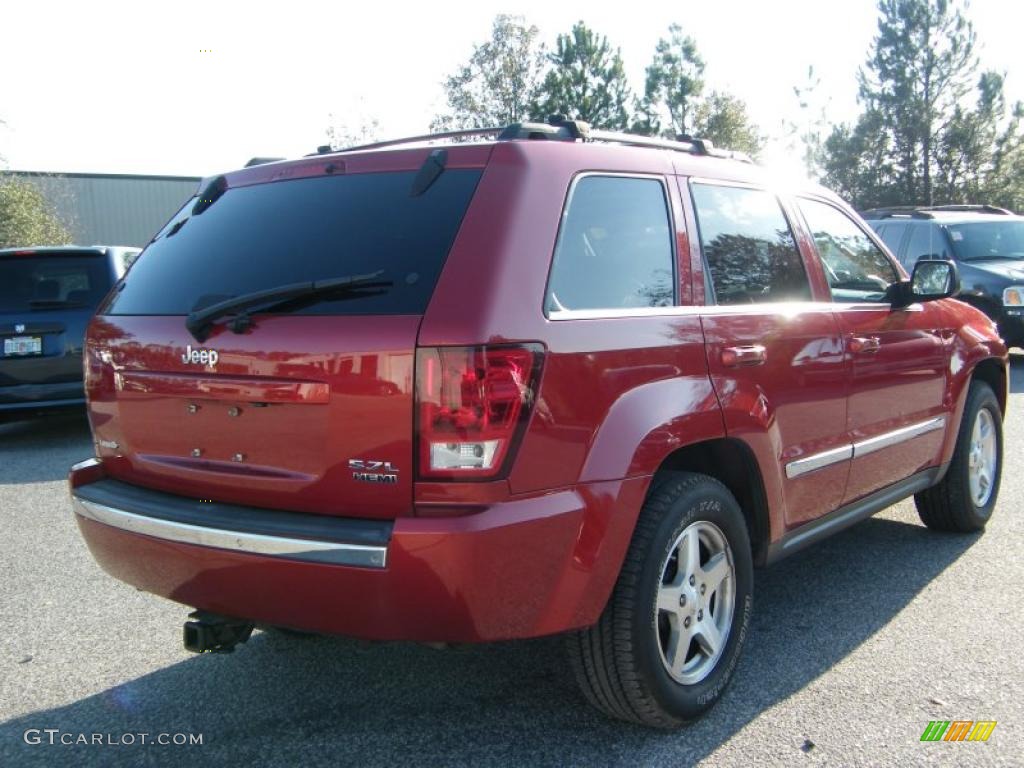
[849,335,881,354]
[721,345,767,367]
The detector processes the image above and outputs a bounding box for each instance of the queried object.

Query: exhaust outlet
[183,611,254,653]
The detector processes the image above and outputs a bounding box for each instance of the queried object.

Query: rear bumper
[0,380,84,410]
[70,459,648,642]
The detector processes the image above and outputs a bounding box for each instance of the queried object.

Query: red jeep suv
[69,120,1007,728]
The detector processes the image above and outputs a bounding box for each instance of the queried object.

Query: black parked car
[0,246,139,422]
[863,205,1024,349]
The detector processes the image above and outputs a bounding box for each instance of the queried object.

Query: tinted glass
[105,170,482,315]
[0,255,111,313]
[546,176,675,312]
[905,222,947,264]
[800,199,899,303]
[947,220,1024,261]
[691,184,810,305]
[871,220,909,262]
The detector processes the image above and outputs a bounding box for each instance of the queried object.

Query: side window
[690,183,811,305]
[799,198,900,303]
[873,221,909,263]
[905,222,946,264]
[546,176,675,313]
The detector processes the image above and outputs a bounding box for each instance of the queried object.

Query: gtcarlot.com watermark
[24,729,203,747]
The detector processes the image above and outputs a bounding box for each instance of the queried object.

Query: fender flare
[578,376,726,483]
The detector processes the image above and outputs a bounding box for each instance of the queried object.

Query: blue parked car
[0,245,139,422]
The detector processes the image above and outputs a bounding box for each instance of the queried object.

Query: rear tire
[567,472,753,728]
[915,381,1002,532]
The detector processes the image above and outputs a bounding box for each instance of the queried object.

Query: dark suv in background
[1,246,139,422]
[863,205,1024,349]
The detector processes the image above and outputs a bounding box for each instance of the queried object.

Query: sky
[1,0,1021,179]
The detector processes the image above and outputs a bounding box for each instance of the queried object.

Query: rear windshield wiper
[185,270,391,342]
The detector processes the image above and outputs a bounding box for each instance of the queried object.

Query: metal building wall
[9,172,200,248]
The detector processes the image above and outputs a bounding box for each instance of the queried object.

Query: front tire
[568,472,753,728]
[915,381,1002,532]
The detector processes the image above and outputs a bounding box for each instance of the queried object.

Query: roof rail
[311,116,753,163]
[860,207,934,219]
[862,204,1013,219]
[311,127,505,156]
[927,204,1012,215]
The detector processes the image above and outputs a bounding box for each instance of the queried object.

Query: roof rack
[862,204,1013,219]
[311,116,753,163]
[927,204,1012,215]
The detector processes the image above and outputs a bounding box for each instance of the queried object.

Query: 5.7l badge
[349,459,399,484]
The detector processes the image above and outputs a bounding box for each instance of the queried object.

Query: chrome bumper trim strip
[72,496,387,568]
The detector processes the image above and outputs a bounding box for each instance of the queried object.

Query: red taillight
[415,344,543,480]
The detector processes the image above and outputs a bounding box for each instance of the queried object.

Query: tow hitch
[183,611,254,653]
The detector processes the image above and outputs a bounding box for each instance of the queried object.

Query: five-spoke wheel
[655,521,735,685]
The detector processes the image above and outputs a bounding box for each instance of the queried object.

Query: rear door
[86,152,486,520]
[0,250,113,395]
[687,181,850,529]
[796,198,950,505]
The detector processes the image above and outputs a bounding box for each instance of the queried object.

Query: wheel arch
[650,437,771,566]
[971,356,1007,417]
[936,353,1007,477]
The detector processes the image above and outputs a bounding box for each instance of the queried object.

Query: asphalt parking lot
[1,355,1022,767]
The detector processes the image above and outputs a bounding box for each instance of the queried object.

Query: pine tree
[532,22,633,130]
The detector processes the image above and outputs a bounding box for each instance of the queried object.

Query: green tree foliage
[821,0,1024,210]
[432,15,547,131]
[822,109,898,207]
[0,175,71,248]
[533,22,633,130]
[642,24,705,136]
[326,116,380,150]
[638,25,762,156]
[983,101,1024,211]
[782,66,831,176]
[865,0,976,204]
[694,92,763,156]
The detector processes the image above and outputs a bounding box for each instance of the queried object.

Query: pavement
[1,354,1022,767]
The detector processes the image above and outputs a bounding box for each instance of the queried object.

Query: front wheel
[915,381,1002,532]
[567,472,753,728]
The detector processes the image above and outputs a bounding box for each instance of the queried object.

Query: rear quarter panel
[420,143,727,494]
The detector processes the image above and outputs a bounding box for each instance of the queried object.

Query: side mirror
[890,259,960,307]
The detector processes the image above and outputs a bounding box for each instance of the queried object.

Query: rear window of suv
[105,169,482,316]
[0,254,110,313]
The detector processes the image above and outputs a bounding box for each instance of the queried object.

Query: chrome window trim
[786,416,946,480]
[72,496,388,568]
[547,300,837,322]
[852,416,946,458]
[785,445,853,479]
[542,171,678,319]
